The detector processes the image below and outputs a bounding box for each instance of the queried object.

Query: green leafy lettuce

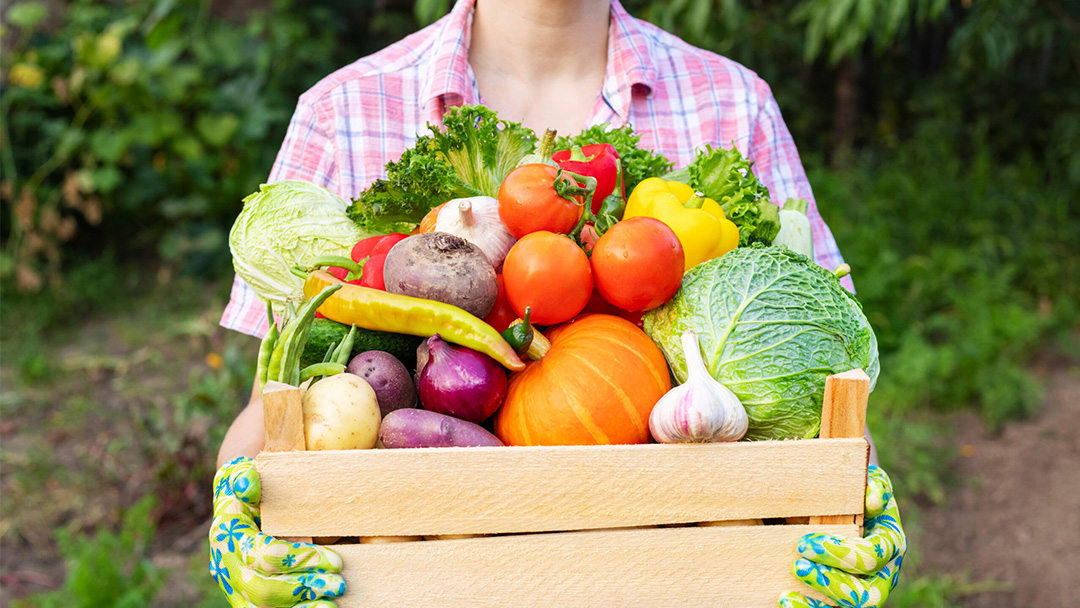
[348,105,537,234]
[556,124,673,196]
[230,180,375,313]
[643,245,879,440]
[665,144,780,246]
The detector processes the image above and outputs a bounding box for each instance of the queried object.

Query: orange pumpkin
[494,314,671,446]
[417,202,446,234]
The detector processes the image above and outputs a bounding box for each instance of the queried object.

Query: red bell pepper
[551,144,622,215]
[344,233,407,290]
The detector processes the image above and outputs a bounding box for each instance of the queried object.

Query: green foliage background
[2,0,1078,605]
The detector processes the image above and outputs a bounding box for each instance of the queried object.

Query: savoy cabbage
[643,245,879,440]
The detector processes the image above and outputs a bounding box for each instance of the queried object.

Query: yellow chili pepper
[624,177,740,271]
[304,270,525,371]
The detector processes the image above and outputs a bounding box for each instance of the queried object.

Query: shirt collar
[420,0,481,122]
[599,0,658,126]
[421,0,658,126]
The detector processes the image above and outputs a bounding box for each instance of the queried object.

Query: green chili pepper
[593,190,626,234]
[501,307,535,356]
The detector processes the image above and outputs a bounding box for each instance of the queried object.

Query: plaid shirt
[221,0,851,337]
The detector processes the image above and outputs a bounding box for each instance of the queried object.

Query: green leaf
[172,136,203,161]
[145,13,183,50]
[91,166,123,193]
[413,0,450,27]
[56,129,86,160]
[108,58,141,86]
[7,2,47,29]
[90,130,128,163]
[195,114,240,148]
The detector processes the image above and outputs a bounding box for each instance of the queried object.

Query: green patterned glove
[780,465,906,608]
[210,457,346,607]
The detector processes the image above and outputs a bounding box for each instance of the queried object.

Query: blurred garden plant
[0,0,342,288]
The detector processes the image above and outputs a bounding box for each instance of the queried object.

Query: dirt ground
[917,361,1080,607]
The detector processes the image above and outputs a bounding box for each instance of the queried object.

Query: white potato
[302,373,381,450]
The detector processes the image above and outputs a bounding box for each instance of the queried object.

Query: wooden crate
[255,369,871,608]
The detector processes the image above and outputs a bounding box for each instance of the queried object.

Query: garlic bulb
[648,330,749,443]
[434,196,517,269]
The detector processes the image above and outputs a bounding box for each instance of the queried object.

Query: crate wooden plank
[810,369,871,527]
[256,438,868,538]
[261,381,306,452]
[260,382,313,543]
[331,524,858,608]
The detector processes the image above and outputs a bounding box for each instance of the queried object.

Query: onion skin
[418,335,508,424]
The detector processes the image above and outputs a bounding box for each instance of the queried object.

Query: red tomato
[498,164,585,238]
[581,286,619,315]
[358,253,387,290]
[591,217,685,312]
[483,275,518,332]
[580,286,646,328]
[503,232,593,325]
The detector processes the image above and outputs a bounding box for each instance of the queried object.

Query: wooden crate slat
[810,369,871,527]
[261,381,306,452]
[256,438,868,538]
[332,524,857,608]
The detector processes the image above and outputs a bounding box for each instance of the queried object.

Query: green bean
[278,284,342,386]
[333,325,359,366]
[299,362,346,383]
[255,302,279,389]
[321,343,337,364]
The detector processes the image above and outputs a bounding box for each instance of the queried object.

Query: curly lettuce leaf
[348,105,536,234]
[435,105,537,197]
[347,146,479,235]
[556,124,673,196]
[643,245,879,441]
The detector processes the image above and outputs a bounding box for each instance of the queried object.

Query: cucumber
[300,318,424,372]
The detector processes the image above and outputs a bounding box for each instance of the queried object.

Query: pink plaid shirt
[221,0,851,337]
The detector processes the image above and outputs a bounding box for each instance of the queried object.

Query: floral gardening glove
[779,465,906,608]
[210,457,346,607]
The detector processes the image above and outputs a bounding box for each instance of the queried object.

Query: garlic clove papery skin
[648,330,749,443]
[434,196,517,270]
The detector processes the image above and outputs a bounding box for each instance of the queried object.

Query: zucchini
[300,318,424,371]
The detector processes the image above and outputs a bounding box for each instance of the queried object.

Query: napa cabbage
[230,180,375,313]
[643,245,879,440]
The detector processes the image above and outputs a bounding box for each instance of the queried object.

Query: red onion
[418,334,508,424]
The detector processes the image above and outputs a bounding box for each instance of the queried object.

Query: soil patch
[917,363,1080,607]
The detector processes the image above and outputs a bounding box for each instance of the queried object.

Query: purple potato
[347,351,417,417]
[379,408,504,448]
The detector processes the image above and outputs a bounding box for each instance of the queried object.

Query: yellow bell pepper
[624,177,740,271]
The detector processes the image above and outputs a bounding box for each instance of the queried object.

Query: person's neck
[468,0,610,136]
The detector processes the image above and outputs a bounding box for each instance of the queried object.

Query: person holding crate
[211,0,907,606]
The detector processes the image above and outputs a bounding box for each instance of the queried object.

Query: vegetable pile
[231,104,879,454]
